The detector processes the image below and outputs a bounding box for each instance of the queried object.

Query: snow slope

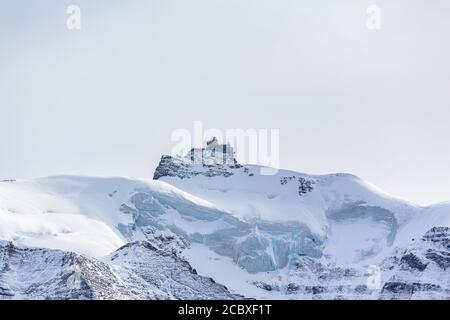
[0,176,219,258]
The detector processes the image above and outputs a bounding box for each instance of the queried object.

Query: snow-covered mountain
[0,237,241,300]
[0,240,132,300]
[154,148,449,265]
[0,144,449,299]
[153,146,449,299]
[379,227,450,299]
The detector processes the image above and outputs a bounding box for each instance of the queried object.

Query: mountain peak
[153,139,242,180]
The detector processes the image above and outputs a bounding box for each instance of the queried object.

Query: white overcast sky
[1,0,449,205]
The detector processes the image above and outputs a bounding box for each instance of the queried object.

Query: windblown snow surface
[0,152,449,299]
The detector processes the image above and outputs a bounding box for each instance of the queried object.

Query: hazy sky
[1,0,449,205]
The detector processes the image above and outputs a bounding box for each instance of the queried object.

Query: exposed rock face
[106,241,243,300]
[399,253,428,271]
[279,176,316,196]
[0,241,132,300]
[423,226,450,249]
[153,155,192,180]
[381,282,442,300]
[379,227,450,300]
[153,149,242,180]
[0,240,241,300]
